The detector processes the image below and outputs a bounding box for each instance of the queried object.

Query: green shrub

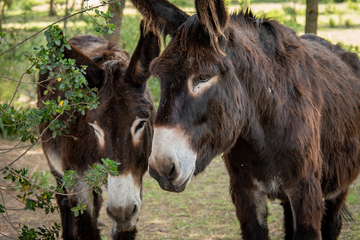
[0,105,26,139]
[329,17,336,27]
[342,44,360,58]
[344,18,352,27]
[347,1,360,10]
[325,3,335,14]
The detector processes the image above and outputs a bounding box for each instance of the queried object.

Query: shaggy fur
[37,22,160,240]
[131,0,360,239]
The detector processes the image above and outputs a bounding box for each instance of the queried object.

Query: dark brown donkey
[37,22,160,240]
[131,0,360,239]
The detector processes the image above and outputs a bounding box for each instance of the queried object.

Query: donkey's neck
[226,18,301,153]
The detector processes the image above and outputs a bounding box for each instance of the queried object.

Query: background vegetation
[0,0,360,239]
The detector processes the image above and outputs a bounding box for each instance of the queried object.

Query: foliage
[342,44,360,58]
[347,1,360,9]
[19,223,61,240]
[0,1,126,239]
[329,17,336,27]
[344,18,352,27]
[0,105,26,139]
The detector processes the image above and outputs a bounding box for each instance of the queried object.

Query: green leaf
[26,69,34,74]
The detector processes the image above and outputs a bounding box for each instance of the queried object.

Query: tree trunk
[292,0,297,23]
[305,0,318,34]
[244,0,248,9]
[64,0,69,29]
[0,1,5,30]
[104,0,126,43]
[80,0,84,20]
[49,0,56,16]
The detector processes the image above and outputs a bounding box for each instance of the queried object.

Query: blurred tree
[236,0,250,10]
[80,0,84,20]
[49,0,57,16]
[104,0,125,43]
[63,0,75,29]
[305,0,318,34]
[64,0,69,28]
[0,0,12,30]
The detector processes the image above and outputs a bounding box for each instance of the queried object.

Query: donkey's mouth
[149,166,194,192]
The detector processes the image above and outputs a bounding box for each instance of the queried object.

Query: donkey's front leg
[285,177,324,240]
[55,193,74,240]
[54,176,74,240]
[229,179,269,240]
[281,201,294,240]
[224,153,270,239]
[69,186,103,239]
[321,189,348,240]
[112,227,137,240]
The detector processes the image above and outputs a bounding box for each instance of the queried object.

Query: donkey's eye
[194,75,210,86]
[199,75,210,81]
[135,121,146,133]
[92,56,102,63]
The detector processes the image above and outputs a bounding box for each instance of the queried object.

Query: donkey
[131,0,360,239]
[37,21,160,240]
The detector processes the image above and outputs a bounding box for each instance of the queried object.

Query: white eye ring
[131,117,148,147]
[135,121,146,133]
[89,121,105,148]
[188,75,219,97]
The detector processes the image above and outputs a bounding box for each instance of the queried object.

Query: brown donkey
[131,0,360,239]
[37,21,160,240]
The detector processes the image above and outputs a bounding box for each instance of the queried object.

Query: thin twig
[0,64,34,119]
[0,76,35,85]
[0,141,23,154]
[0,188,23,204]
[0,190,20,234]
[85,11,103,27]
[1,161,96,197]
[0,121,26,127]
[0,1,120,58]
[0,112,63,170]
[2,208,26,211]
[0,231,17,239]
[0,137,52,153]
[1,74,60,86]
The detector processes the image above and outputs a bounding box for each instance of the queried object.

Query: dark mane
[174,8,298,64]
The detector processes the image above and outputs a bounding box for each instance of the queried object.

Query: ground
[1,137,360,240]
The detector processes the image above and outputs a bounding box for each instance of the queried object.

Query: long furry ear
[63,44,105,89]
[195,0,229,51]
[130,0,189,38]
[125,19,161,86]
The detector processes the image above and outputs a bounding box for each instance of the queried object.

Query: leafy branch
[0,1,125,238]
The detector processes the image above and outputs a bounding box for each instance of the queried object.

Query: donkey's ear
[63,43,104,89]
[125,20,161,86]
[195,0,229,48]
[131,0,189,38]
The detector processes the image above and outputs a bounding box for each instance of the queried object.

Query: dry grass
[1,139,360,239]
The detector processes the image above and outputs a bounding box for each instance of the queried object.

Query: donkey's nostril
[132,204,137,216]
[165,163,178,180]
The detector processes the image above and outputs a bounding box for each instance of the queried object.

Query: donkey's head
[132,0,250,192]
[63,21,160,231]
